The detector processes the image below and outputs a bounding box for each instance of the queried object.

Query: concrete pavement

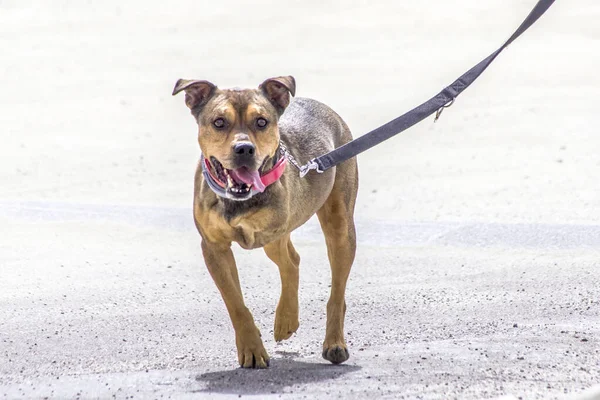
[1,0,599,398]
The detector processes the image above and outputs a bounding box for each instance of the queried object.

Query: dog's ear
[259,76,296,112]
[172,79,216,110]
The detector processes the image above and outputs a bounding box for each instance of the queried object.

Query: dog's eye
[213,118,226,129]
[256,118,268,129]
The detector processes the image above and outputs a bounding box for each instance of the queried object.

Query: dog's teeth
[227,176,234,189]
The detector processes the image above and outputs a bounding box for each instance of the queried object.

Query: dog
[172,76,358,368]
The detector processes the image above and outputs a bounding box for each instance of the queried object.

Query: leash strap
[299,0,555,176]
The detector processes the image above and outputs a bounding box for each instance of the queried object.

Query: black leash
[297,0,556,177]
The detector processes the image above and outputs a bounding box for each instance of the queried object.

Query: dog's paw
[236,330,270,369]
[322,342,350,364]
[274,302,299,342]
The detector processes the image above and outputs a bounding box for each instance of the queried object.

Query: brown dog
[172,76,358,368]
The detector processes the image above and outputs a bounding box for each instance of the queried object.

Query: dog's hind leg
[317,161,358,364]
[264,233,300,342]
[201,240,270,368]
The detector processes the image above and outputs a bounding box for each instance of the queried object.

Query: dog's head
[172,76,295,200]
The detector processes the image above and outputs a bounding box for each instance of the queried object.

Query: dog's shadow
[194,352,361,395]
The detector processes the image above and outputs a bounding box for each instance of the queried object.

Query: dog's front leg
[264,234,300,342]
[201,239,269,368]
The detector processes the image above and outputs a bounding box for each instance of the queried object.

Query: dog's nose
[232,142,256,167]
[233,142,255,156]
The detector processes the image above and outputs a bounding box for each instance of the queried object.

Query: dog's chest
[196,205,288,250]
[230,221,286,249]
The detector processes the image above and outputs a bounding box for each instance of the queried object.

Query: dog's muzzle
[201,154,287,201]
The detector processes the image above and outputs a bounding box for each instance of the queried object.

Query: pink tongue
[230,167,266,193]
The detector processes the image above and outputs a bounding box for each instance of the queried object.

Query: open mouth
[210,156,266,198]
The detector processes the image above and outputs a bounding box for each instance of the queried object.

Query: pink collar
[203,155,287,190]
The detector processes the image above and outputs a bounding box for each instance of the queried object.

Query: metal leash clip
[279,141,324,178]
[299,159,323,178]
